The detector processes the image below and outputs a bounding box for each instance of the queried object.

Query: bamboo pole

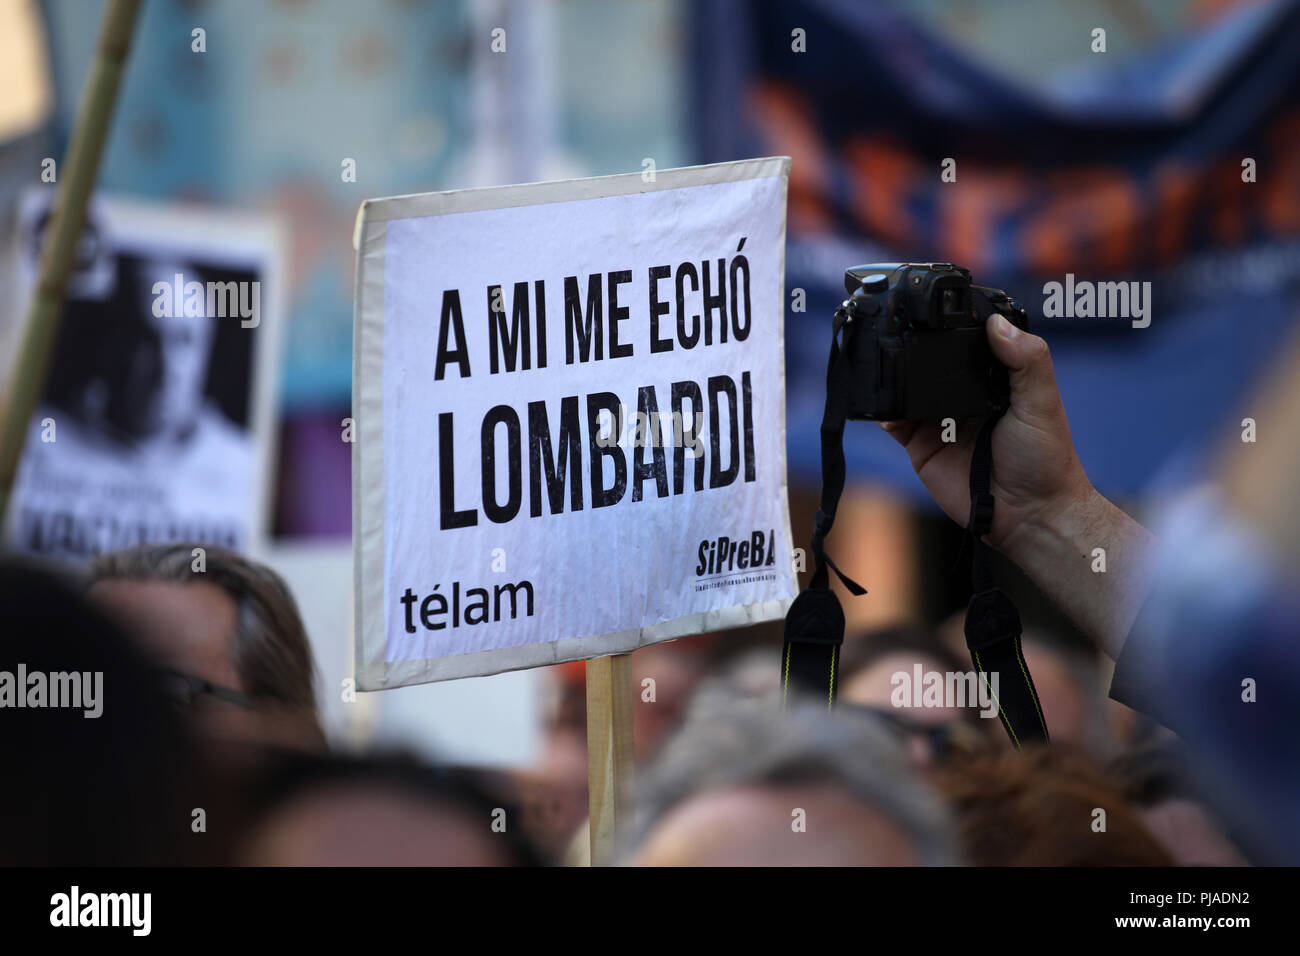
[0,0,143,523]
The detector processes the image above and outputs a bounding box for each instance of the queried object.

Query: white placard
[353,157,796,688]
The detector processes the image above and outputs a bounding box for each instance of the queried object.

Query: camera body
[838,262,1028,421]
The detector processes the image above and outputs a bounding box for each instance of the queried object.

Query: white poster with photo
[3,191,284,561]
[353,157,797,688]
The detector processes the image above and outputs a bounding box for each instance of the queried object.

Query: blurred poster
[3,191,283,560]
[39,0,479,411]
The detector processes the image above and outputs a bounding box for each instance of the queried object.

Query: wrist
[999,479,1103,570]
[990,477,1155,661]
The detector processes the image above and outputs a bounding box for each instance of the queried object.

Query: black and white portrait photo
[4,192,281,560]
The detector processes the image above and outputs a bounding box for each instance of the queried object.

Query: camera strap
[781,306,865,709]
[783,306,1049,745]
[964,413,1050,746]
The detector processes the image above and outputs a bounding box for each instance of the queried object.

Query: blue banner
[693,0,1300,498]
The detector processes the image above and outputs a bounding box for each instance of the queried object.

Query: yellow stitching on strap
[827,644,837,711]
[782,643,791,708]
[975,649,1020,748]
[1013,636,1050,740]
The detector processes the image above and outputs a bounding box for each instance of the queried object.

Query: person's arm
[880,314,1152,660]
[996,481,1152,661]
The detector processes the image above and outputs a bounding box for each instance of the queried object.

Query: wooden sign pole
[585,653,634,866]
[0,0,142,523]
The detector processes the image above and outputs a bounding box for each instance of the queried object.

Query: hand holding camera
[846,261,1090,558]
[786,262,1151,740]
[857,263,1151,662]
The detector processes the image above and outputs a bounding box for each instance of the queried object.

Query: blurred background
[1,0,1297,861]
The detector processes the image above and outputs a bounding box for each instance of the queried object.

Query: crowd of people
[2,317,1296,866]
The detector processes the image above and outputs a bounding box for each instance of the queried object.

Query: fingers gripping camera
[837,263,1028,421]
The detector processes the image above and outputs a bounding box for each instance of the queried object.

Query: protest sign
[2,191,284,560]
[353,157,797,688]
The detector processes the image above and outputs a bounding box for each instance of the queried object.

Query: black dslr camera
[782,262,1049,747]
[837,263,1028,421]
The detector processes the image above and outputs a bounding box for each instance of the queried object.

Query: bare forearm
[1000,487,1154,660]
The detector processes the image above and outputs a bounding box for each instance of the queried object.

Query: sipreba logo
[696,529,778,577]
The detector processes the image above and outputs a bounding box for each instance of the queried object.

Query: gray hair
[629,684,960,865]
[89,542,319,712]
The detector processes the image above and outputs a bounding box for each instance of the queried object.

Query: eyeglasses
[840,703,984,759]
[158,668,255,710]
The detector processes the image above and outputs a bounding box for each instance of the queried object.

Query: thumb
[987,313,1060,416]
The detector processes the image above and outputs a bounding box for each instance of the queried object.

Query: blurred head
[628,691,958,866]
[838,625,993,766]
[628,635,711,761]
[88,543,323,751]
[239,752,543,866]
[708,645,784,699]
[0,558,202,864]
[936,744,1173,866]
[1111,740,1249,866]
[117,258,216,441]
[1020,629,1115,760]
